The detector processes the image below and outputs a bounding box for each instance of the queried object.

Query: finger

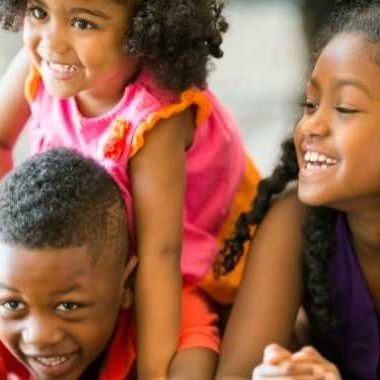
[264,343,293,364]
[292,347,323,363]
[254,361,316,377]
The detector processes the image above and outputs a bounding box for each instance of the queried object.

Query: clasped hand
[252,344,341,380]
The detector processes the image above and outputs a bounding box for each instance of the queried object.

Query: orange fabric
[200,157,260,304]
[129,89,211,158]
[24,66,41,103]
[0,287,219,380]
[102,118,131,160]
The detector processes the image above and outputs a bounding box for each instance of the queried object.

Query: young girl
[0,0,260,378]
[216,3,380,380]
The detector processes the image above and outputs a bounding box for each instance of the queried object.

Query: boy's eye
[0,300,26,312]
[56,302,80,312]
[71,18,96,30]
[27,6,48,20]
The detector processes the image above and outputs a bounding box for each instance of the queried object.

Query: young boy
[0,148,219,380]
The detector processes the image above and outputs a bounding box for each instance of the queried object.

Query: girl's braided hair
[0,0,227,93]
[221,0,380,331]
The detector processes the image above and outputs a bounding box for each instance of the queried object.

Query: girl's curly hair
[221,0,380,331]
[0,0,228,92]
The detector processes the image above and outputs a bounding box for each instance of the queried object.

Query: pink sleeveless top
[25,69,260,303]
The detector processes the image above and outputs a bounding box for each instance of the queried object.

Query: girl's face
[295,33,380,212]
[23,0,137,113]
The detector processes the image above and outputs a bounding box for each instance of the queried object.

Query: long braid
[216,137,298,276]
[303,207,337,331]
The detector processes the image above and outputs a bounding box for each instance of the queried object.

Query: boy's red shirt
[0,287,220,379]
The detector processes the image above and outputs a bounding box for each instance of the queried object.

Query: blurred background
[0,0,331,176]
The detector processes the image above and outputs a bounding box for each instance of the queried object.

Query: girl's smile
[23,0,138,117]
[294,33,380,212]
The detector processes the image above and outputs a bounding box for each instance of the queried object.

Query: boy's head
[0,148,135,380]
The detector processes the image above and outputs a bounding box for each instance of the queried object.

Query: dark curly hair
[0,0,228,92]
[222,1,380,331]
[0,148,128,261]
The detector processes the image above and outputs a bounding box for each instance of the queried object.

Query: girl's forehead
[313,33,380,78]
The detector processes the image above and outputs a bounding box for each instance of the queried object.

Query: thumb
[263,343,292,364]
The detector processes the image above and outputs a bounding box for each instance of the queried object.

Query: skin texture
[0,243,135,380]
[217,32,380,380]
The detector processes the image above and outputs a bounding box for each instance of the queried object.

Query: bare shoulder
[254,186,307,259]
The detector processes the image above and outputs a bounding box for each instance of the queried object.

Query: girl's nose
[40,21,70,57]
[21,314,65,349]
[298,109,330,141]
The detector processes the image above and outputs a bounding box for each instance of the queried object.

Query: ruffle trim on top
[24,65,41,103]
[129,88,211,159]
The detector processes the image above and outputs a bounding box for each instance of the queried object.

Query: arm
[0,47,31,178]
[216,190,307,380]
[130,109,194,379]
[169,348,217,380]
[168,286,220,380]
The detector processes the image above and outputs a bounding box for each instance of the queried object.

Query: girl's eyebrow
[334,78,373,99]
[70,7,111,20]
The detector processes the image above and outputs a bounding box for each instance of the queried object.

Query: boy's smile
[23,0,138,117]
[0,243,133,380]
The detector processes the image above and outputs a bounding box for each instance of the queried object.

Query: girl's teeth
[49,62,78,73]
[303,151,338,168]
[35,355,69,366]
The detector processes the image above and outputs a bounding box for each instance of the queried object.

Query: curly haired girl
[217,2,380,380]
[0,0,260,378]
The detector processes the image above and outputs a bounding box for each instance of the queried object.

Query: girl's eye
[302,100,318,115]
[71,18,96,30]
[56,302,80,312]
[0,300,26,312]
[27,6,48,20]
[335,106,359,114]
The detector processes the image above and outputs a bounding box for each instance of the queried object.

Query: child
[0,148,220,380]
[0,1,260,377]
[216,2,380,380]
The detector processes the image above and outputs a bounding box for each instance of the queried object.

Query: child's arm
[168,348,217,380]
[130,109,193,379]
[216,190,307,380]
[167,286,220,380]
[253,344,341,380]
[0,47,31,178]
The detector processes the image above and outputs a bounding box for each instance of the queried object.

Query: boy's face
[0,243,133,380]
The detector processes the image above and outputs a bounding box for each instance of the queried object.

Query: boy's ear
[121,256,138,309]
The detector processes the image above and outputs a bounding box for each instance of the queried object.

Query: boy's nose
[21,315,65,349]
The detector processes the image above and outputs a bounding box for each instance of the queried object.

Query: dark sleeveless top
[309,213,379,380]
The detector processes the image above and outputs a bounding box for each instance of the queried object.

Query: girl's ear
[121,256,138,309]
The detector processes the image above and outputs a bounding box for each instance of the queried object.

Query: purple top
[309,213,379,380]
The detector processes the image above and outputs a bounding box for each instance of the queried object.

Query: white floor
[0,0,308,176]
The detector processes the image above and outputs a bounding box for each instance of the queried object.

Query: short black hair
[0,0,228,93]
[0,148,128,261]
